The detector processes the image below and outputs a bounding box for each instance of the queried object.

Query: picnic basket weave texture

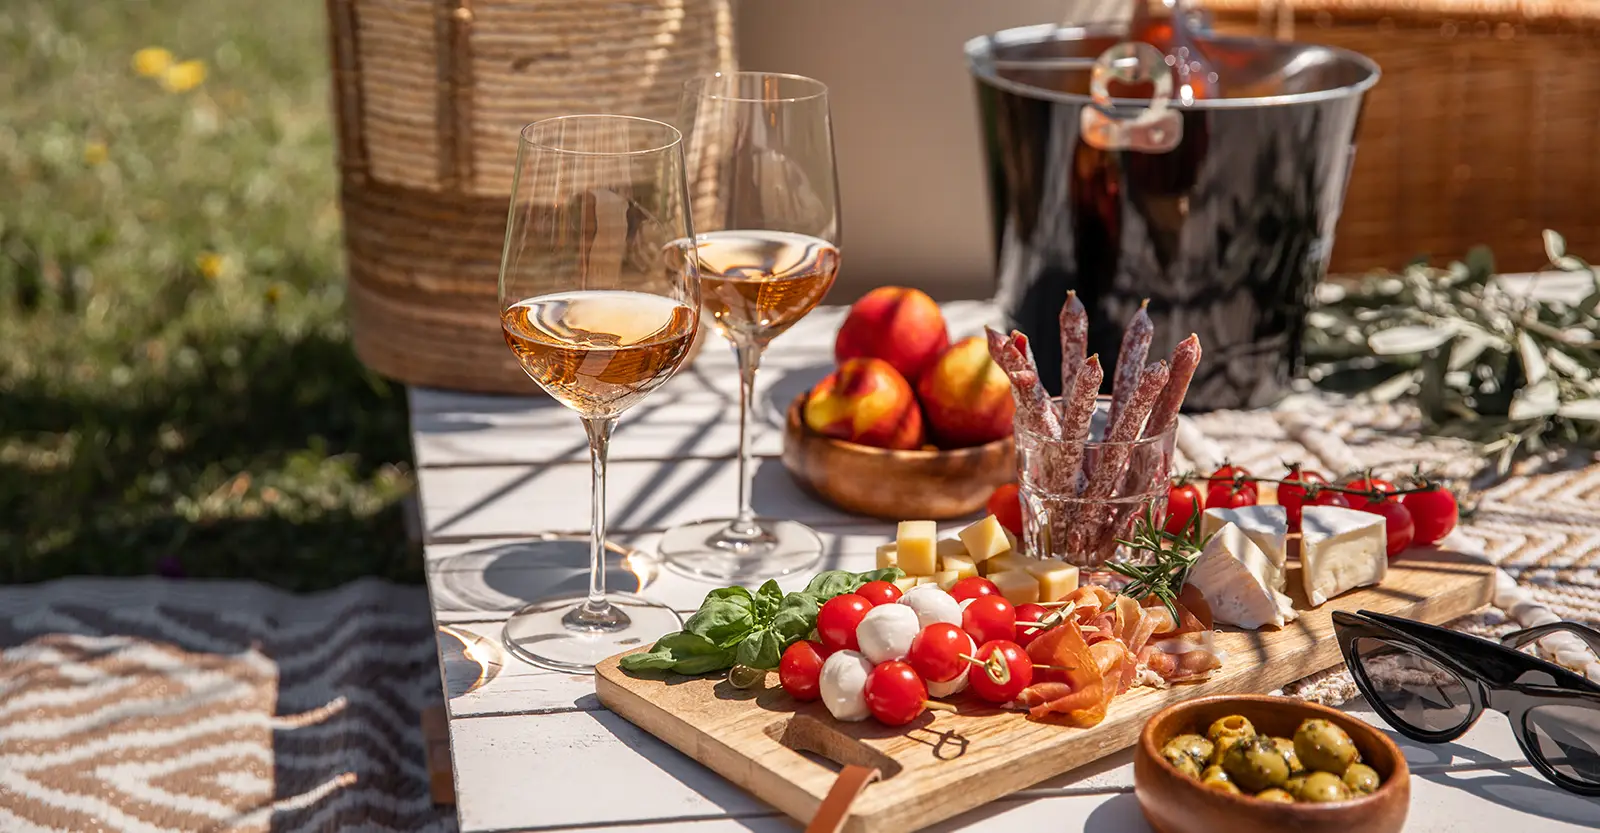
[1200,0,1600,274]
[327,0,735,393]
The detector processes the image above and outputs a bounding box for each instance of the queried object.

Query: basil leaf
[683,598,756,649]
[702,586,753,608]
[619,631,732,674]
[851,567,905,590]
[736,628,783,670]
[771,592,819,641]
[803,570,856,601]
[754,579,783,619]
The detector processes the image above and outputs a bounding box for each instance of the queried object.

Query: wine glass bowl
[497,115,700,673]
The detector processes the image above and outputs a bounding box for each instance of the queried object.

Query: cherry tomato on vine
[962,595,1017,646]
[1207,464,1251,489]
[1206,480,1258,510]
[907,622,971,683]
[863,660,929,726]
[1164,482,1204,535]
[856,580,902,607]
[1402,487,1459,545]
[949,577,1000,603]
[1013,603,1050,649]
[1346,476,1397,497]
[1361,497,1416,559]
[967,640,1034,704]
[778,640,826,701]
[1278,466,1328,532]
[987,483,1024,537]
[817,594,872,653]
[1312,489,1353,508]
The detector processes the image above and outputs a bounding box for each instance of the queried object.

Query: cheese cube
[1202,505,1289,580]
[1300,506,1388,606]
[934,570,962,590]
[892,576,920,593]
[1025,560,1081,602]
[936,538,968,558]
[939,553,978,581]
[913,576,936,586]
[1189,522,1297,629]
[958,516,1012,562]
[985,552,1028,575]
[896,521,938,576]
[990,569,1040,606]
[875,542,899,571]
[1004,527,1018,552]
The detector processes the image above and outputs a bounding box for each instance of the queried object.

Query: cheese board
[595,545,1494,833]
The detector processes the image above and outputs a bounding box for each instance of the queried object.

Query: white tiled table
[415,299,1600,832]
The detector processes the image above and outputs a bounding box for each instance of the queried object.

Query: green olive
[1210,732,1253,767]
[1222,735,1291,792]
[1283,773,1308,797]
[1164,733,1215,764]
[1162,747,1204,779]
[1255,788,1295,804]
[1294,719,1359,775]
[1207,714,1256,742]
[1343,763,1381,795]
[1201,765,1230,784]
[1204,779,1242,795]
[1272,736,1302,772]
[1295,770,1352,803]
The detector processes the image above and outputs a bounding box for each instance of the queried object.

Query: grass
[0,0,420,589]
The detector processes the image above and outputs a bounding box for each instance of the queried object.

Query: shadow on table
[1419,767,1600,827]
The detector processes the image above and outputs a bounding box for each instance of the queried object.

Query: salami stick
[1105,300,1153,437]
[1058,291,1088,409]
[1055,355,1103,495]
[1071,360,1168,564]
[1141,334,1201,440]
[986,327,1060,439]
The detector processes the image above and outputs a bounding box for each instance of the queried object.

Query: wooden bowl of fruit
[1135,694,1410,833]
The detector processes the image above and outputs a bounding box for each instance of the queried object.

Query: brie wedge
[1187,522,1298,629]
[1201,505,1289,578]
[1300,506,1387,606]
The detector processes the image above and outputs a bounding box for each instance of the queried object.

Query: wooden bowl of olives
[1134,694,1410,833]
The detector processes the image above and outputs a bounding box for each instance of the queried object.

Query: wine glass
[498,115,700,673]
[658,72,841,582]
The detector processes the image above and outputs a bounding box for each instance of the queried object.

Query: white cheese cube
[1188,522,1298,629]
[891,576,920,593]
[1202,505,1290,581]
[1025,560,1081,602]
[875,542,899,571]
[1300,506,1388,606]
[896,521,938,576]
[933,570,962,591]
[958,516,1011,563]
[990,570,1040,606]
[936,538,968,559]
[939,553,978,581]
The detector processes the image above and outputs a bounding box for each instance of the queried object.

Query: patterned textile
[0,578,454,833]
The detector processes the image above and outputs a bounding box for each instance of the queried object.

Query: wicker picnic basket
[1199,0,1600,274]
[327,0,734,394]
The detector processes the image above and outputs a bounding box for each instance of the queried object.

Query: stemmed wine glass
[498,115,701,673]
[658,72,841,582]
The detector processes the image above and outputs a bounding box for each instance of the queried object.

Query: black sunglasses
[1333,609,1600,796]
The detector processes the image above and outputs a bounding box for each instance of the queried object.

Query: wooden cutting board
[596,547,1494,833]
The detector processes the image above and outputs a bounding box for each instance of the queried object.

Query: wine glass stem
[582,415,618,614]
[729,341,764,538]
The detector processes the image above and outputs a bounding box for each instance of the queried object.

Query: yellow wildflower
[160,60,208,93]
[82,140,108,166]
[264,284,283,304]
[195,251,226,280]
[132,47,173,78]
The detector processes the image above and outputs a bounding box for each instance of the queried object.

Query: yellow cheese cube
[936,538,968,559]
[892,576,919,593]
[913,576,936,586]
[875,542,899,570]
[991,569,1041,606]
[933,570,962,590]
[958,515,1012,562]
[1025,560,1081,602]
[896,520,938,576]
[939,553,978,581]
[1004,527,1018,552]
[985,552,1028,575]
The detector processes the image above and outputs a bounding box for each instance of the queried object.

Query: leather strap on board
[804,765,881,833]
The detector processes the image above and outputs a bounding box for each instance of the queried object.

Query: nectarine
[834,287,950,384]
[804,358,925,450]
[916,336,1016,448]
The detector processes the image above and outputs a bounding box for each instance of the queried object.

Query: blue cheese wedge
[1201,505,1289,582]
[1300,506,1388,606]
[1187,522,1298,629]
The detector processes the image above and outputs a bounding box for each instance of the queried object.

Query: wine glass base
[502,592,683,674]
[659,517,824,582]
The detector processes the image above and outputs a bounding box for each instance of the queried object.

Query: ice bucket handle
[1079,41,1183,154]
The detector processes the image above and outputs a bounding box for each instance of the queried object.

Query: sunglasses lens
[1352,637,1474,733]
[1526,704,1600,787]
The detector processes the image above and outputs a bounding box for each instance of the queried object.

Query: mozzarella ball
[899,584,962,630]
[819,650,873,722]
[856,603,920,664]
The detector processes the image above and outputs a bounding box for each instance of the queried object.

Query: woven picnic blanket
[0,398,1595,833]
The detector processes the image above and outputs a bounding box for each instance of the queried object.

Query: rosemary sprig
[1108,502,1213,623]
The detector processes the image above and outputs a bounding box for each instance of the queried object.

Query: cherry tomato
[986,484,1024,537]
[1207,464,1250,489]
[1312,489,1353,508]
[1402,487,1460,545]
[817,594,872,653]
[949,577,1000,603]
[856,580,903,607]
[778,640,826,701]
[1206,480,1258,509]
[1013,603,1050,649]
[907,623,970,683]
[863,660,929,726]
[1277,466,1328,532]
[1346,476,1397,498]
[962,595,1017,646]
[1360,496,1416,559]
[1163,482,1204,535]
[967,640,1034,704]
